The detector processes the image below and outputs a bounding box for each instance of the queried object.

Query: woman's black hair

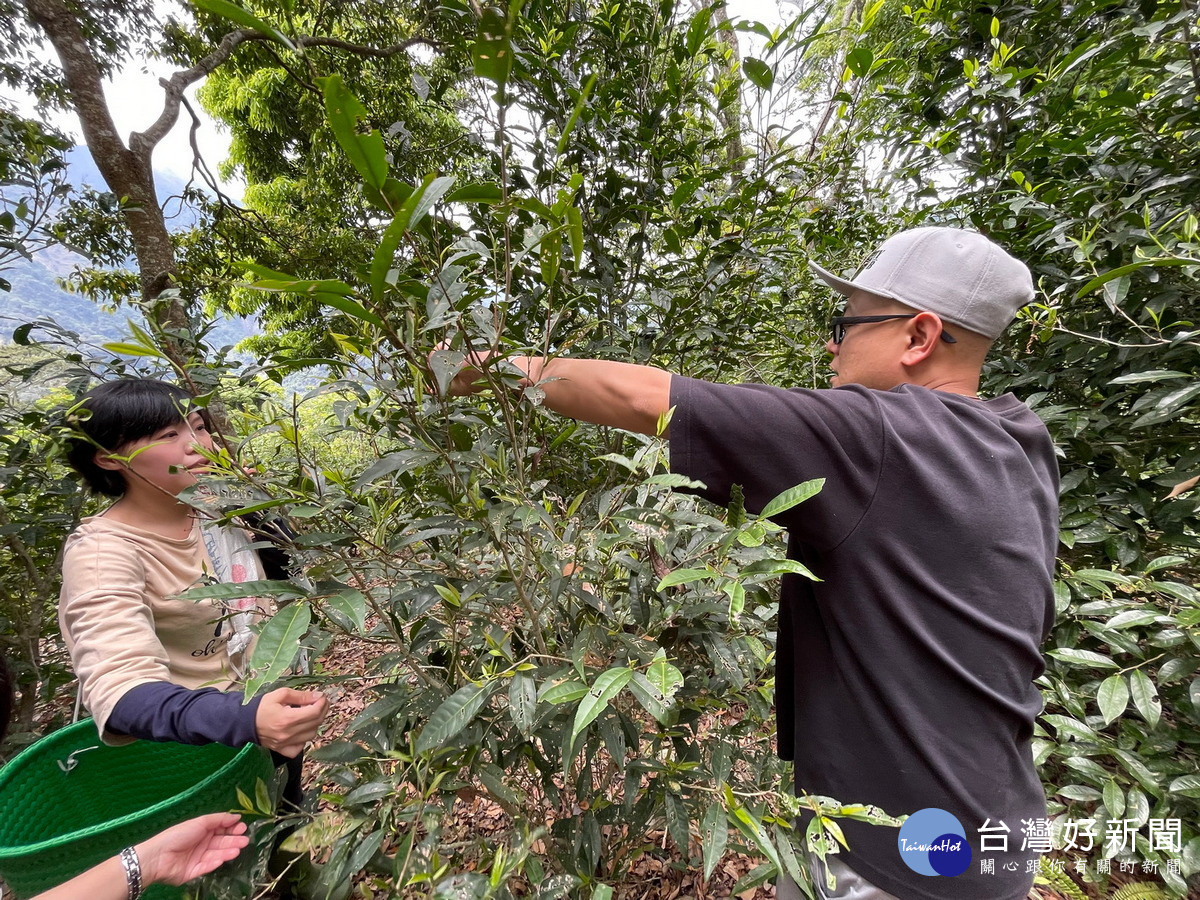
[65,378,212,497]
[0,653,12,745]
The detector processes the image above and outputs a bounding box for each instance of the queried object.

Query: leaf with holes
[701,802,727,881]
[571,667,633,744]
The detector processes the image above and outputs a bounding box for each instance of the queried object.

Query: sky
[1,0,796,197]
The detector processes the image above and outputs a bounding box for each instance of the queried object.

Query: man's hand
[255,687,329,757]
[431,343,671,435]
[431,344,526,397]
[136,813,250,885]
[445,348,494,396]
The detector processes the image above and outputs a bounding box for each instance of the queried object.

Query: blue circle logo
[897,808,972,877]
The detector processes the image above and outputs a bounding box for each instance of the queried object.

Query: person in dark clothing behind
[444,227,1059,900]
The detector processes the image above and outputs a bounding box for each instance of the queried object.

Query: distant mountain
[0,146,258,349]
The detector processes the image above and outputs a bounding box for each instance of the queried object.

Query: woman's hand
[135,813,249,885]
[254,687,329,757]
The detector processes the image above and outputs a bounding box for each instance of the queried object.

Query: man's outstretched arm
[448,355,673,437]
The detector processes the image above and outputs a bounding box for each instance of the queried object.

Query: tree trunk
[702,0,747,172]
[22,0,190,362]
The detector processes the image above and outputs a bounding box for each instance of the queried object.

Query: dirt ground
[304,635,1172,900]
[11,634,1187,900]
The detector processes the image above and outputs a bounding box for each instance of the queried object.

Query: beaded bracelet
[119,846,143,900]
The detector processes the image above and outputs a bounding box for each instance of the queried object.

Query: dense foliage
[0,0,1197,896]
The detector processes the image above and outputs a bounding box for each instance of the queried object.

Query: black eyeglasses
[831,314,957,345]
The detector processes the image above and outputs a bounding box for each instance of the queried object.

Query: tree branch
[293,34,444,57]
[134,30,443,157]
[22,0,138,192]
[135,28,259,153]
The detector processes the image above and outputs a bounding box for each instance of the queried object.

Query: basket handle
[57,744,100,773]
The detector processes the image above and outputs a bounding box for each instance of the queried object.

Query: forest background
[0,0,1197,897]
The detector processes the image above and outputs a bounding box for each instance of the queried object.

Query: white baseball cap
[809,227,1035,339]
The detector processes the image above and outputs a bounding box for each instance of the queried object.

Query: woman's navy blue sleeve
[107,682,262,747]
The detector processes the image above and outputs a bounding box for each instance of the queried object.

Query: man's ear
[901,312,944,365]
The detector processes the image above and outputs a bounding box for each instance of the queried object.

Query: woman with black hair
[58,378,327,782]
[1,656,250,898]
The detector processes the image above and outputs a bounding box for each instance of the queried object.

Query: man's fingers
[270,687,326,707]
[286,695,329,722]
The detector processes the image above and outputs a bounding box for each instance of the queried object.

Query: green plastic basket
[0,718,273,899]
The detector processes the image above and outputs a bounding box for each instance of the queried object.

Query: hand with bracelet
[29,813,249,900]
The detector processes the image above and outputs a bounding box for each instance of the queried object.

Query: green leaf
[665,791,690,851]
[320,74,388,192]
[1103,779,1125,818]
[428,349,467,397]
[646,649,683,701]
[656,568,713,590]
[1047,648,1119,669]
[1074,257,1197,300]
[740,558,820,581]
[319,292,384,328]
[730,863,777,897]
[245,603,312,696]
[102,341,164,358]
[1057,784,1101,802]
[846,47,874,77]
[1097,674,1128,725]
[628,671,671,723]
[534,875,579,900]
[1133,383,1200,428]
[1112,750,1163,797]
[772,824,806,885]
[445,182,504,204]
[701,802,727,881]
[1168,774,1200,798]
[191,0,295,48]
[369,175,456,304]
[508,672,537,734]
[724,581,746,618]
[416,682,496,753]
[177,579,305,603]
[743,57,774,89]
[760,478,824,519]
[1105,610,1160,629]
[557,72,599,155]
[538,679,587,704]
[540,227,562,287]
[406,175,456,231]
[723,784,781,873]
[479,762,522,812]
[644,473,706,488]
[571,667,633,743]
[566,205,584,268]
[1125,788,1149,828]
[473,7,513,88]
[1042,714,1096,742]
[1128,668,1161,727]
[347,829,386,876]
[1109,369,1191,385]
[686,6,713,55]
[324,590,368,632]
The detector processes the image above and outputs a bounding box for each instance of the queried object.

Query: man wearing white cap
[446,226,1059,900]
